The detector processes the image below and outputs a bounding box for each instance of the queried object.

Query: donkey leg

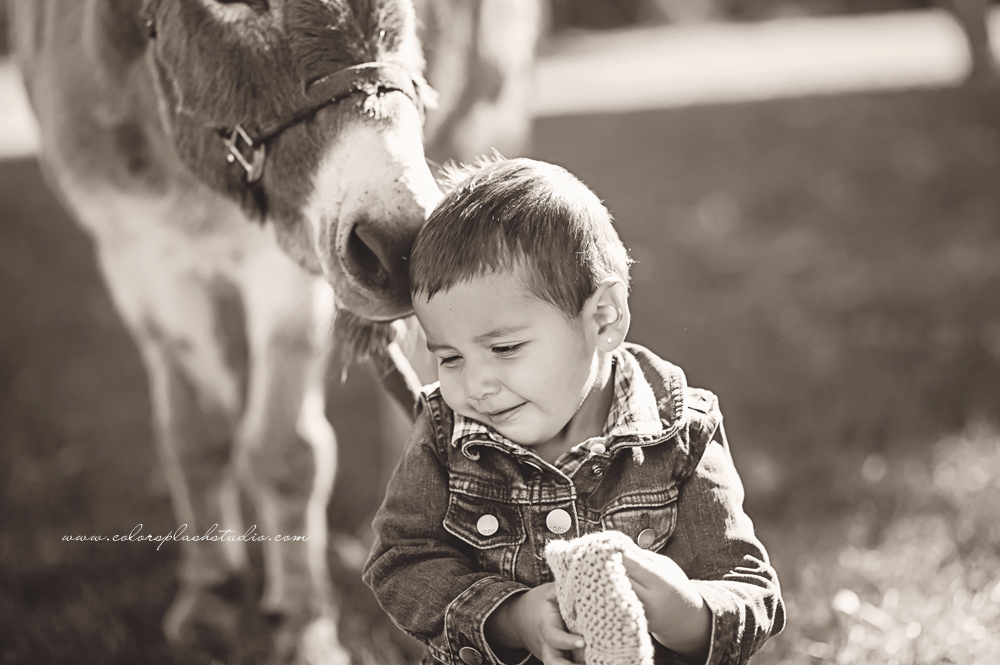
[96,241,249,659]
[419,0,544,164]
[235,242,346,665]
[948,0,998,83]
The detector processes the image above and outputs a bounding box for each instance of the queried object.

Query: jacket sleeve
[659,422,786,665]
[363,398,530,665]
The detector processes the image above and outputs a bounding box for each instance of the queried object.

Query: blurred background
[3,1,1000,664]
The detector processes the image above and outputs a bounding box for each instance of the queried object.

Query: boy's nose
[465,366,499,401]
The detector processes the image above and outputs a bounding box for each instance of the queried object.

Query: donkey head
[142,0,441,319]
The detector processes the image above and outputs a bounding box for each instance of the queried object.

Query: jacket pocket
[443,490,526,550]
[599,488,679,552]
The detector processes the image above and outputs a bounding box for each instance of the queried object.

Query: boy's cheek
[438,379,465,413]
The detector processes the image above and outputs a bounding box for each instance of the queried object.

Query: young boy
[363,157,785,665]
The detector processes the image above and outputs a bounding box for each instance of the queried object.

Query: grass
[756,423,1000,664]
[2,84,1000,663]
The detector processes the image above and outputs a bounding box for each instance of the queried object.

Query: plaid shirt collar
[450,348,663,449]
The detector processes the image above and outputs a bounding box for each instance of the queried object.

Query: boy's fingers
[540,643,577,665]
[621,547,660,589]
[544,624,585,651]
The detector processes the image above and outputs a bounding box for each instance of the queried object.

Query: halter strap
[220,62,422,184]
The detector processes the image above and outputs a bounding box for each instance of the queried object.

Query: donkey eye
[215,0,269,9]
[205,0,271,19]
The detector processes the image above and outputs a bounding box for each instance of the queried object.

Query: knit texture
[545,531,654,665]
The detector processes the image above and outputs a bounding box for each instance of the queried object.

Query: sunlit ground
[2,8,1000,665]
[534,8,1000,115]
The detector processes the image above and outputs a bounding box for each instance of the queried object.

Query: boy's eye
[438,355,462,368]
[492,343,525,358]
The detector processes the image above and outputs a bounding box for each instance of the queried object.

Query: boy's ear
[590,279,630,352]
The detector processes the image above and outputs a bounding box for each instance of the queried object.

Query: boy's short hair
[410,157,632,317]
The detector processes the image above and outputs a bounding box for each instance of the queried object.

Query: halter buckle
[223,124,266,184]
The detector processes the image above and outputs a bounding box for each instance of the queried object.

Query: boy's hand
[621,545,712,663]
[486,583,583,665]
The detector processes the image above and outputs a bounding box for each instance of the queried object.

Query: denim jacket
[364,343,785,665]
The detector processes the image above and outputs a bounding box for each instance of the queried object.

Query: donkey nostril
[339,216,417,310]
[346,222,390,288]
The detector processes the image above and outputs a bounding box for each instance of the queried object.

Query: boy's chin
[500,424,563,449]
[490,423,536,447]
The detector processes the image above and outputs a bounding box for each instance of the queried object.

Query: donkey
[9,0,442,662]
[947,0,998,83]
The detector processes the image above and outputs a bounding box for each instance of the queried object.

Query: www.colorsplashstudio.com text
[62,524,308,550]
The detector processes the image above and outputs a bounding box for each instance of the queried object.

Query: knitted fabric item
[545,531,654,665]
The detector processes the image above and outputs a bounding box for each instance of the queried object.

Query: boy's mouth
[485,402,526,423]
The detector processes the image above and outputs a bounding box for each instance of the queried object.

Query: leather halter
[140,5,422,187]
[220,62,422,184]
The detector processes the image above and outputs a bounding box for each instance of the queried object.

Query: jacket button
[637,528,656,548]
[477,514,499,536]
[592,464,605,476]
[459,646,483,664]
[546,509,572,534]
[589,441,607,455]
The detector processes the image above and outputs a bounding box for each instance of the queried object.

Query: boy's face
[414,270,602,448]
